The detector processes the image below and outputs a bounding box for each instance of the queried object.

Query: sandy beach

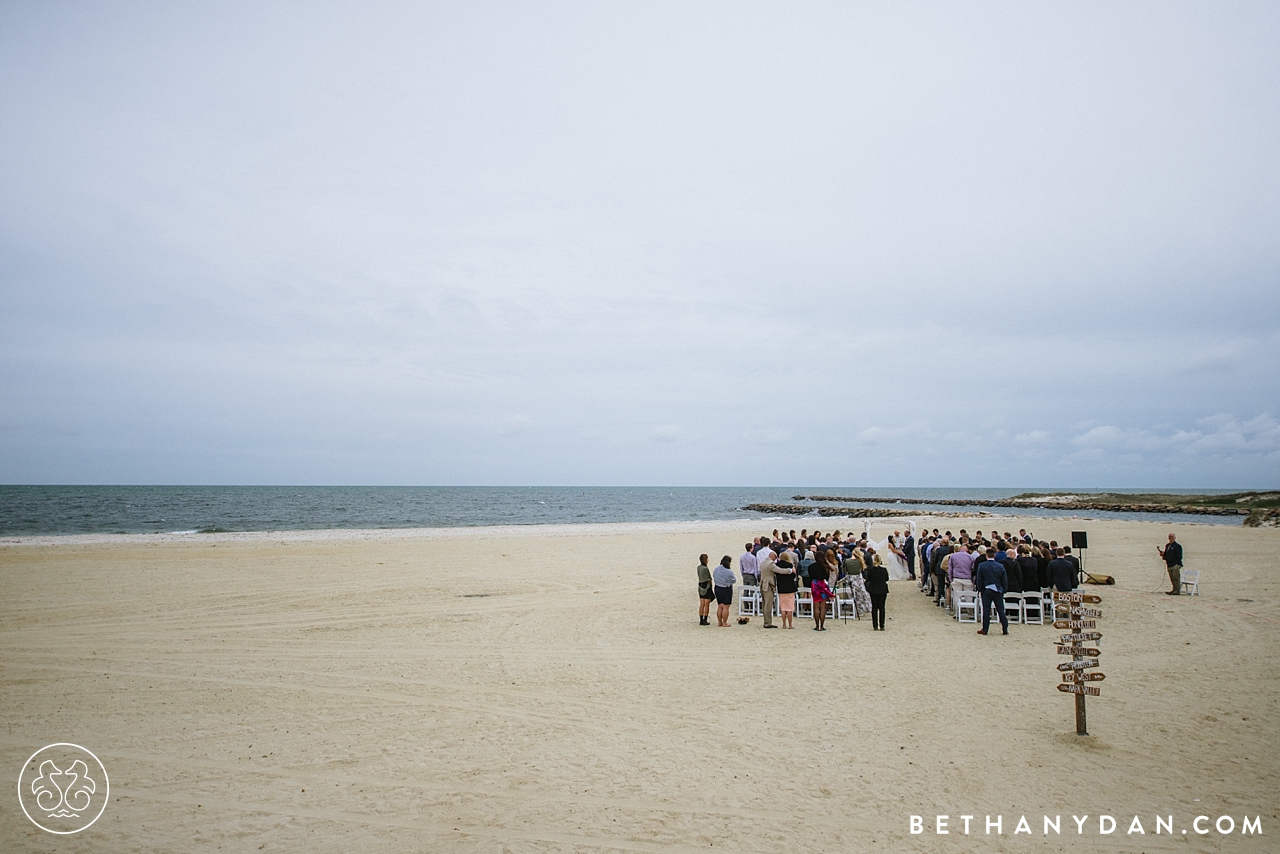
[2,516,1277,852]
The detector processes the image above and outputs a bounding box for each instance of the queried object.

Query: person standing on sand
[902,528,916,580]
[809,549,835,631]
[713,555,736,627]
[775,555,798,628]
[697,554,714,625]
[1158,533,1184,595]
[863,555,889,631]
[975,548,1009,636]
[758,551,779,629]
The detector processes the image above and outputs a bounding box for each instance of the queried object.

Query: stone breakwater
[742,503,990,519]
[792,495,1249,517]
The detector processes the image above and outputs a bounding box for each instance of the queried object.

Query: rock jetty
[742,503,988,519]
[789,495,1248,517]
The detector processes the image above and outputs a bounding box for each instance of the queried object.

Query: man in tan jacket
[758,549,781,628]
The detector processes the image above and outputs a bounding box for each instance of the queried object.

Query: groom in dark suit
[902,531,916,580]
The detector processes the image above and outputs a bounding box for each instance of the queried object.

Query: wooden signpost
[1054,591,1104,735]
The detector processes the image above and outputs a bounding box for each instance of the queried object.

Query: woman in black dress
[696,554,714,625]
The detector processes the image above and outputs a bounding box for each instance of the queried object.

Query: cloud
[650,425,681,443]
[1066,415,1280,462]
[1015,430,1051,444]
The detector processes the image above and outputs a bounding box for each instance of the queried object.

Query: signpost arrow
[1058,632,1102,643]
[1062,672,1106,682]
[1053,620,1097,629]
[1056,645,1102,656]
[1053,592,1101,604]
[1060,606,1102,618]
[1058,683,1101,696]
[1057,658,1100,671]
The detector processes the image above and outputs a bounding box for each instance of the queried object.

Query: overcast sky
[2,2,1278,487]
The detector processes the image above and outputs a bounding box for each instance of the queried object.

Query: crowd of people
[911,527,1081,634]
[696,524,1086,635]
[697,527,898,631]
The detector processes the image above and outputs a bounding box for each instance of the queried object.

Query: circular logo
[17,743,109,834]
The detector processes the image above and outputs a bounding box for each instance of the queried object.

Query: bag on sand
[1084,572,1115,585]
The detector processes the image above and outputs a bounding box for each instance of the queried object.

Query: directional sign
[1063,606,1102,618]
[1062,671,1105,682]
[1054,620,1097,630]
[1059,632,1102,643]
[1057,658,1100,671]
[1057,645,1102,656]
[1058,683,1101,696]
[1053,592,1101,604]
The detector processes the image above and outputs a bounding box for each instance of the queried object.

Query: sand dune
[2,517,1276,851]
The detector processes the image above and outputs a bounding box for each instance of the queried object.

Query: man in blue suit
[974,548,1009,636]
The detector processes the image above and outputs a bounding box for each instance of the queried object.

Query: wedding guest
[842,551,873,619]
[931,536,953,607]
[758,551,779,629]
[1018,546,1040,593]
[756,538,776,567]
[975,548,1009,636]
[713,555,736,627]
[864,554,889,630]
[1000,547,1022,594]
[697,554,714,626]
[1048,548,1077,593]
[775,554,798,629]
[1157,533,1184,595]
[1036,544,1052,589]
[810,549,835,631]
[1064,546,1081,584]
[947,542,976,605]
[739,544,759,588]
[798,548,816,590]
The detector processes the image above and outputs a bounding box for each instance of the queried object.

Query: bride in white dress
[865,520,913,581]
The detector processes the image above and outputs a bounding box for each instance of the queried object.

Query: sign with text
[1053,592,1101,604]
[1062,671,1105,682]
[1053,591,1104,735]
[1056,645,1101,657]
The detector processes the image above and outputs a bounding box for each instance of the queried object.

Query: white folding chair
[1021,593,1043,625]
[1003,592,1023,625]
[738,585,761,617]
[1181,570,1200,596]
[1042,588,1055,620]
[835,588,857,621]
[796,589,814,618]
[956,590,979,623]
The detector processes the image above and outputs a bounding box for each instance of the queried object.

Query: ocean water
[0,486,1243,537]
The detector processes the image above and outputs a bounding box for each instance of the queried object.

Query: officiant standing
[1158,533,1184,596]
